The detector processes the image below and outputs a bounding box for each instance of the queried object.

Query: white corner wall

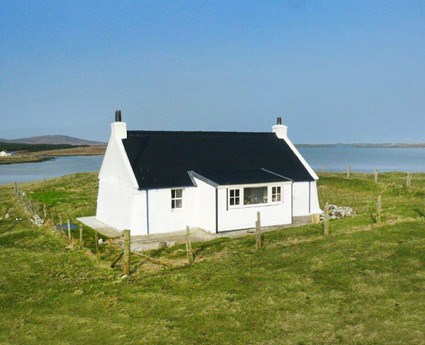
[144,188,192,234]
[309,181,322,214]
[96,128,147,234]
[192,178,216,232]
[292,181,321,217]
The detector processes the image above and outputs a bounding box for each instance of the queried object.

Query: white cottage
[0,150,12,157]
[96,111,321,236]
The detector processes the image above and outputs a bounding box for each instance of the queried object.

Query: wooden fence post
[123,230,131,275]
[323,202,330,236]
[79,225,84,245]
[67,219,71,241]
[43,203,47,219]
[185,226,194,264]
[406,173,412,188]
[347,165,351,179]
[255,211,262,249]
[51,212,55,227]
[14,181,18,195]
[374,169,378,184]
[376,195,382,224]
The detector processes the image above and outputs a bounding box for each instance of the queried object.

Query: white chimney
[272,117,288,139]
[111,110,127,139]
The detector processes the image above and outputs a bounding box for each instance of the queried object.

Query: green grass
[0,172,424,344]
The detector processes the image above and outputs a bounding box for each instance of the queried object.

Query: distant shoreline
[2,143,424,165]
[0,145,106,165]
[0,156,55,165]
[296,143,425,148]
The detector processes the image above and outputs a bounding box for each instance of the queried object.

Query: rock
[5,213,9,219]
[332,206,354,218]
[30,214,45,227]
[322,205,355,220]
[98,238,104,245]
[158,241,168,249]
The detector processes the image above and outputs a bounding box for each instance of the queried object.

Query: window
[171,189,183,209]
[244,187,268,205]
[229,189,240,206]
[272,186,281,202]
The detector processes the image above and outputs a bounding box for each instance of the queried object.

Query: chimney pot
[272,117,287,138]
[115,110,122,122]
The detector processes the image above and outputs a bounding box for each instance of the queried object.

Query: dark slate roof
[123,131,315,189]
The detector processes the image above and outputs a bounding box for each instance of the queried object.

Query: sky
[1,1,424,144]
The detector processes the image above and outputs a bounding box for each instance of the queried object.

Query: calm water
[298,146,425,173]
[0,147,424,185]
[0,156,103,185]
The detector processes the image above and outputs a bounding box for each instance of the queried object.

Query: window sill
[228,202,283,210]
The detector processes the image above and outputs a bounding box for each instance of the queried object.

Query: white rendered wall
[292,182,310,217]
[192,178,216,232]
[309,181,322,214]
[217,183,292,232]
[146,187,195,234]
[145,177,216,234]
[129,191,148,235]
[292,181,322,217]
[96,122,146,234]
[97,179,132,230]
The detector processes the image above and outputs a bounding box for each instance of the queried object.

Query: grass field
[0,172,424,344]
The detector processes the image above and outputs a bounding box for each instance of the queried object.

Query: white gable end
[96,121,143,232]
[98,122,138,190]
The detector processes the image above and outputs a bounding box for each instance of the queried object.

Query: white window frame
[227,183,285,209]
[271,186,282,203]
[229,188,240,206]
[171,189,183,209]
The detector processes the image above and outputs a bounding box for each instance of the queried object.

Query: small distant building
[0,150,12,157]
[95,111,321,236]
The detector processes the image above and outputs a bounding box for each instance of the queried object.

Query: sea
[0,146,424,185]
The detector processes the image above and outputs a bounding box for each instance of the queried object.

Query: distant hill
[0,135,105,146]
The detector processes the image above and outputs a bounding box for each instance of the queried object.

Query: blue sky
[1,1,424,143]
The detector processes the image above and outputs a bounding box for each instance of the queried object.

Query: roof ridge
[127,130,273,135]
